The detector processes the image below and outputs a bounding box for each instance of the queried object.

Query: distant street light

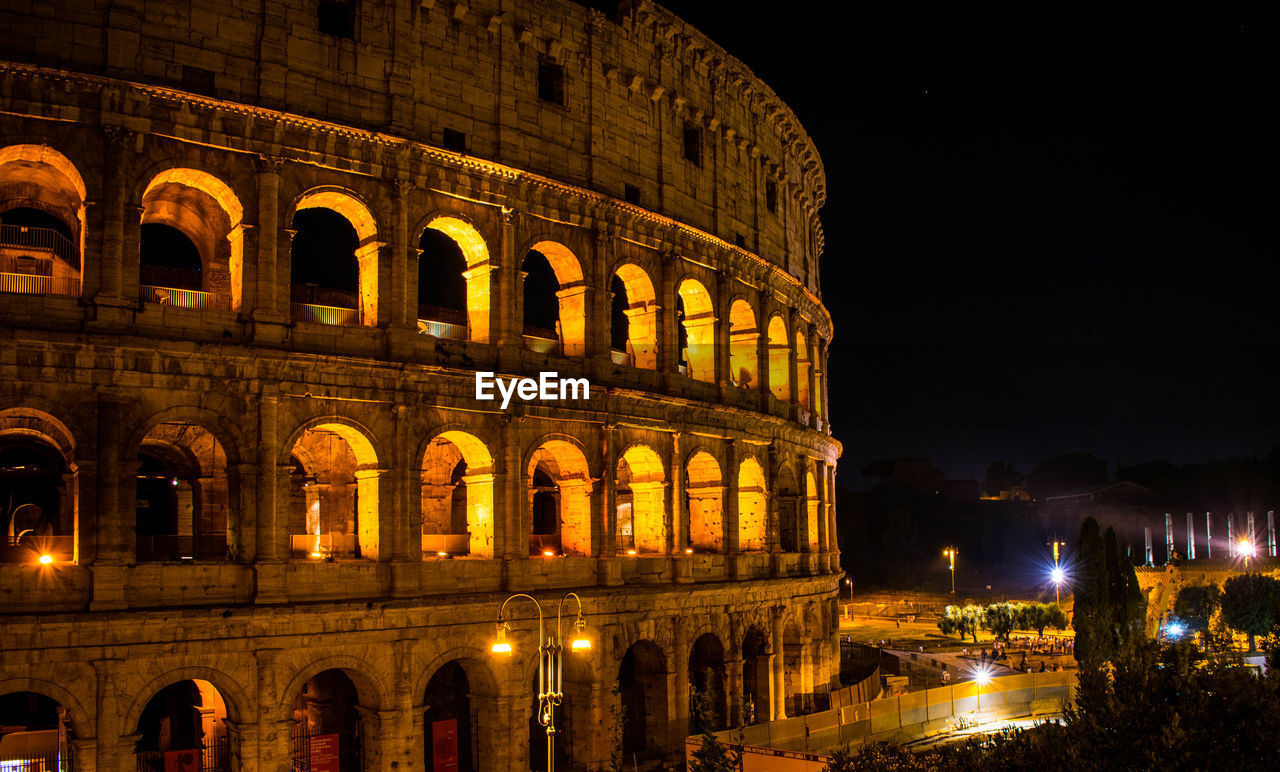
[943,547,957,594]
[843,577,854,619]
[973,664,993,712]
[1048,540,1066,605]
[1239,538,1256,569]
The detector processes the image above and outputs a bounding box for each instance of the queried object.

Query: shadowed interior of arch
[0,408,76,564]
[689,633,728,733]
[290,189,379,326]
[615,445,666,554]
[0,144,87,295]
[420,216,492,342]
[292,669,363,772]
[526,439,591,556]
[288,423,380,560]
[611,263,658,369]
[0,690,78,763]
[139,168,244,310]
[619,641,669,758]
[420,430,495,558]
[135,421,229,562]
[522,241,585,356]
[133,679,230,767]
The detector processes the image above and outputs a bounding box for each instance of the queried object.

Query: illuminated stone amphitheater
[0,0,838,769]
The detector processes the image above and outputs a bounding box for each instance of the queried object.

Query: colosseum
[0,0,838,769]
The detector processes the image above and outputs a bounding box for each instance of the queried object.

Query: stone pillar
[387,638,415,770]
[827,464,839,571]
[92,659,122,772]
[756,291,772,414]
[253,157,284,321]
[815,459,830,570]
[255,395,288,603]
[390,180,412,328]
[724,440,740,557]
[121,204,143,304]
[820,341,831,432]
[496,209,520,363]
[806,323,819,426]
[500,418,522,588]
[658,250,678,378]
[771,606,786,720]
[670,431,687,582]
[588,228,612,367]
[726,614,742,727]
[672,615,690,742]
[766,444,782,578]
[95,128,129,303]
[90,393,127,610]
[599,423,618,586]
[714,270,732,400]
[787,309,800,421]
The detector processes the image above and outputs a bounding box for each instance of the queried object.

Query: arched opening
[737,458,767,552]
[804,470,820,553]
[689,633,727,734]
[795,331,812,410]
[420,216,492,342]
[676,279,715,382]
[291,669,364,772]
[423,662,474,772]
[767,316,790,401]
[0,437,70,564]
[291,190,379,326]
[777,465,800,554]
[0,145,86,298]
[420,431,495,558]
[685,451,723,553]
[287,423,380,560]
[612,264,658,369]
[134,679,231,771]
[526,440,592,557]
[741,627,771,725]
[135,422,229,561]
[618,641,669,760]
[728,299,758,389]
[783,622,805,717]
[0,691,77,768]
[521,242,586,356]
[139,168,245,310]
[615,445,666,555]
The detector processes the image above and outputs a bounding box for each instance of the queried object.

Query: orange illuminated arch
[286,420,382,560]
[677,278,716,382]
[0,144,87,291]
[420,429,496,558]
[294,187,380,326]
[424,215,492,342]
[795,330,812,410]
[0,406,79,563]
[613,263,658,369]
[141,168,246,311]
[616,444,666,554]
[767,315,790,401]
[804,469,820,552]
[527,438,593,556]
[729,299,758,389]
[737,457,767,552]
[525,240,586,356]
[686,450,723,552]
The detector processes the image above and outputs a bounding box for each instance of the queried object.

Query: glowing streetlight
[491,592,591,772]
[38,554,53,565]
[943,547,957,594]
[842,577,854,619]
[1165,620,1186,640]
[972,664,993,712]
[1239,538,1256,569]
[1048,540,1066,605]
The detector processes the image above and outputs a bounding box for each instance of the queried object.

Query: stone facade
[0,1,839,770]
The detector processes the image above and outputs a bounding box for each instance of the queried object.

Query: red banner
[310,733,341,772]
[164,749,202,772]
[432,719,459,771]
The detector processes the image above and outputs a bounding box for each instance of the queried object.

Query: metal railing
[417,318,467,340]
[134,736,228,772]
[293,302,360,326]
[0,752,74,771]
[523,328,560,354]
[139,284,227,311]
[0,224,77,262]
[0,271,79,297]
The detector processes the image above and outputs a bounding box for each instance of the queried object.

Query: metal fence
[134,735,229,772]
[0,224,77,262]
[0,271,79,297]
[290,725,361,772]
[293,302,360,326]
[139,285,227,311]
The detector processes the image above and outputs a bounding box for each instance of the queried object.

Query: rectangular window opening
[318,0,356,39]
[683,126,702,166]
[623,184,641,205]
[538,61,565,105]
[766,180,778,214]
[442,129,467,153]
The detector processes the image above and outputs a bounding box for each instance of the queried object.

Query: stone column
[255,395,288,603]
[659,250,678,380]
[787,309,800,421]
[756,291,772,414]
[599,423,618,586]
[726,614,742,727]
[253,156,284,321]
[95,128,129,303]
[390,180,412,328]
[820,341,831,432]
[766,444,782,578]
[91,659,122,772]
[500,417,522,588]
[806,323,820,427]
[724,440,739,557]
[814,459,830,570]
[497,208,520,366]
[827,464,839,571]
[670,431,688,582]
[715,270,732,400]
[588,228,612,368]
[90,393,127,610]
[771,605,786,720]
[672,615,690,741]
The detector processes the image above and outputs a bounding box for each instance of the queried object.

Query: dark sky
[657,4,1280,489]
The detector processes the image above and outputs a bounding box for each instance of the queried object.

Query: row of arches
[0,620,823,770]
[0,144,826,414]
[1,405,831,565]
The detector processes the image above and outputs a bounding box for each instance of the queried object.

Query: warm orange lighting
[543,550,555,557]
[491,623,512,654]
[570,615,591,651]
[571,636,591,651]
[437,551,449,558]
[685,547,694,554]
[626,549,637,556]
[38,554,53,565]
[309,551,324,559]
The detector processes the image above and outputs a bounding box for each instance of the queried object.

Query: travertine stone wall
[0,1,840,769]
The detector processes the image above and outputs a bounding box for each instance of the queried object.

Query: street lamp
[843,577,853,619]
[1048,540,1066,605]
[973,665,992,712]
[943,547,957,594]
[1239,538,1256,569]
[491,592,591,772]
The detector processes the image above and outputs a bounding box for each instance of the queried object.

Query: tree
[1173,584,1221,643]
[938,604,983,643]
[1104,528,1145,652]
[983,602,1018,641]
[1072,517,1112,665]
[1020,602,1068,636]
[687,683,738,772]
[1220,573,1280,652]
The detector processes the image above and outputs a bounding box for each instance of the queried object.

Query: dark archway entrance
[0,691,76,768]
[689,633,727,733]
[619,641,669,761]
[134,679,231,771]
[742,627,771,724]
[423,661,475,772]
[291,669,363,772]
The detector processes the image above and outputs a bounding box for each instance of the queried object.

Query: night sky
[658,4,1279,489]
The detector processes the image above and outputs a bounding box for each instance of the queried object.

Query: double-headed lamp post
[491,592,591,772]
[943,547,957,594]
